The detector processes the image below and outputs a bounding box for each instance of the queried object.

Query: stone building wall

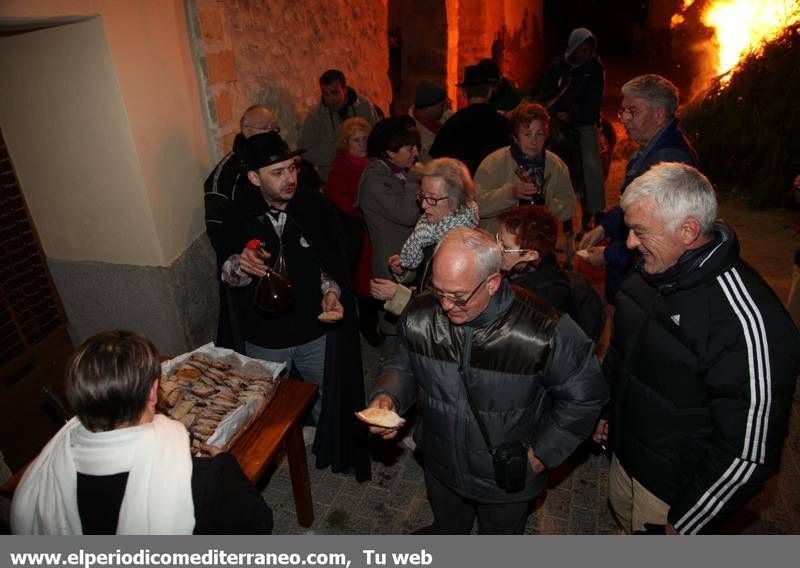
[457,0,503,86]
[456,0,543,107]
[501,0,543,91]
[188,0,392,158]
[393,2,450,111]
[387,0,542,112]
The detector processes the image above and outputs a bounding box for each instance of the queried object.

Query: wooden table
[0,380,318,529]
[230,379,317,527]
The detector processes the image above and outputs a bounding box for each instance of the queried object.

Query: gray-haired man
[596,162,799,534]
[366,227,607,534]
[579,74,698,304]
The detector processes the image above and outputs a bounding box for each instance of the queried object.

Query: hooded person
[532,27,606,231]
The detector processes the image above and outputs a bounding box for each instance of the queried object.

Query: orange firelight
[672,0,800,84]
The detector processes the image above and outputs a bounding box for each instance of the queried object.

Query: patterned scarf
[509,140,545,189]
[399,202,480,270]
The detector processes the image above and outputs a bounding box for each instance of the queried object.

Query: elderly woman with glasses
[496,205,571,313]
[370,157,479,316]
[498,205,605,341]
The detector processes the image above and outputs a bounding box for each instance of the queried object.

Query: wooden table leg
[286,423,314,528]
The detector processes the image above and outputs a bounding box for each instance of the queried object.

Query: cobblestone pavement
[263,340,624,536]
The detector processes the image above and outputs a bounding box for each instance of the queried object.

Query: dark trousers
[425,468,530,534]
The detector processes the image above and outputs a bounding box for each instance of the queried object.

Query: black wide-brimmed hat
[235,131,305,171]
[456,64,496,87]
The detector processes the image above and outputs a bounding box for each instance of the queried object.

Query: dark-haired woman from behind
[11,330,272,535]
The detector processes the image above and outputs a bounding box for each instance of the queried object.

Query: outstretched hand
[388,255,404,276]
[370,278,398,301]
[198,442,223,458]
[579,225,605,250]
[366,395,400,440]
[321,290,344,317]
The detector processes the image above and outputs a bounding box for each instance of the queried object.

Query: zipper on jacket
[455,325,474,479]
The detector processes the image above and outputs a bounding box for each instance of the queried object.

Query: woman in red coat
[326,117,382,345]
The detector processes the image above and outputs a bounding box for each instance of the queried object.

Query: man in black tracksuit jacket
[597,162,799,534]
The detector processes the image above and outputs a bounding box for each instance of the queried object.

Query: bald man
[366,227,607,534]
[204,105,280,254]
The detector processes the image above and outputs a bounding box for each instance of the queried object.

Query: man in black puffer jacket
[367,227,608,534]
[595,162,800,534]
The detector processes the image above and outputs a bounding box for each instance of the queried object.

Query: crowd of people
[10,28,799,536]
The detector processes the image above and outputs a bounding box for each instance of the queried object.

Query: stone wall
[501,0,544,91]
[457,0,503,87]
[393,1,450,110]
[188,0,392,158]
[48,235,219,357]
[387,0,543,112]
[457,0,542,99]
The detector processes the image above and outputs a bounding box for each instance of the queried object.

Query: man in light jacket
[300,69,379,182]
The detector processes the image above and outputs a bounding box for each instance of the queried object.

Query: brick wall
[188,0,392,157]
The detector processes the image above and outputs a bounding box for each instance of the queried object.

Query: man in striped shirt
[595,162,799,534]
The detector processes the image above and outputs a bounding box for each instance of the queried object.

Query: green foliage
[681,23,800,208]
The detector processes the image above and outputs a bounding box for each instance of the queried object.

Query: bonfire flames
[671,0,800,89]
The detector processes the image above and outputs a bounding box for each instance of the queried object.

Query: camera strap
[458,326,496,454]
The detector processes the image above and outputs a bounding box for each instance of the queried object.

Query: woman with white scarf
[371,157,480,315]
[10,330,272,535]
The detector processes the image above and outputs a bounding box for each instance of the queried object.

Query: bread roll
[355,407,406,428]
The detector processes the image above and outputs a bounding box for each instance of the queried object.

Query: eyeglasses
[243,124,281,134]
[416,192,449,207]
[616,107,643,120]
[495,233,532,254]
[427,275,491,307]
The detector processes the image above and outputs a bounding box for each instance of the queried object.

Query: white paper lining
[160,342,286,450]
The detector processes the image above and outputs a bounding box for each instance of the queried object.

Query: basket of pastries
[158,343,286,452]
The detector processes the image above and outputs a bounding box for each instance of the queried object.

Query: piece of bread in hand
[318,310,343,323]
[355,407,406,428]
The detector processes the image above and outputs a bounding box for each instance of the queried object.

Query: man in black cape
[217,131,370,481]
